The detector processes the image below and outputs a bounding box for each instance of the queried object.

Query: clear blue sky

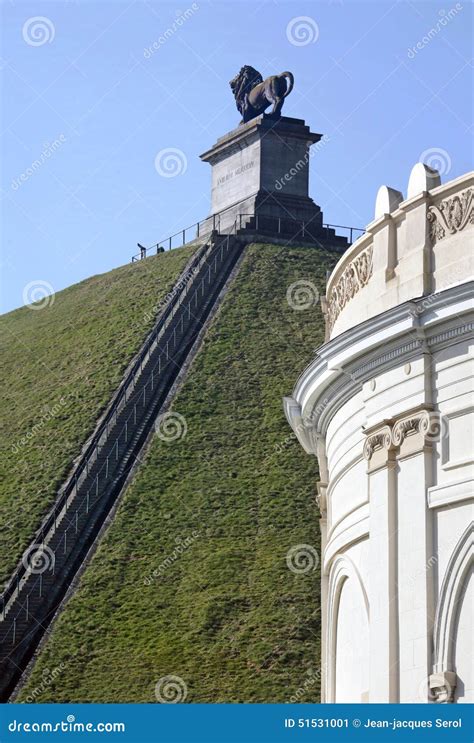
[1,0,472,313]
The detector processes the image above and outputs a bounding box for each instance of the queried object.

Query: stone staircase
[0,230,244,699]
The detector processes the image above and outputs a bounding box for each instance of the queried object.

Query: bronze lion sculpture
[229,65,294,124]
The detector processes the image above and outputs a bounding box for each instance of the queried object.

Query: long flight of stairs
[0,231,244,699]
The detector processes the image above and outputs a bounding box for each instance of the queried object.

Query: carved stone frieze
[427,187,474,243]
[326,245,373,334]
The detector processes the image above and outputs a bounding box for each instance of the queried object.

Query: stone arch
[326,553,369,702]
[430,523,474,702]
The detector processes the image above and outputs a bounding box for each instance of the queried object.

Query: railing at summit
[132,204,365,262]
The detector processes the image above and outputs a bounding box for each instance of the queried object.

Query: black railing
[235,214,365,245]
[0,235,223,620]
[132,203,365,262]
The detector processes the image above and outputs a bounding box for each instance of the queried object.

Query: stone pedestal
[200,115,324,237]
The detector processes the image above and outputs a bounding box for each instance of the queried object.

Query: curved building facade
[285,166,473,703]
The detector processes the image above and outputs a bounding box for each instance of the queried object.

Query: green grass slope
[18,243,337,703]
[0,245,198,587]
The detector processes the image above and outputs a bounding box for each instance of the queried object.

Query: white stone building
[284,166,473,703]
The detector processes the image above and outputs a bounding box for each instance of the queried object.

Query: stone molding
[429,671,457,704]
[427,187,473,243]
[431,523,473,689]
[286,283,473,451]
[316,481,328,517]
[325,554,369,703]
[326,245,373,334]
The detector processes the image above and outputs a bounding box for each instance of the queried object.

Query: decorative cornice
[287,284,473,448]
[354,339,421,379]
[427,187,474,243]
[326,245,373,334]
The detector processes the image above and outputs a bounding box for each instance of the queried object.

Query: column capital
[363,422,394,472]
[391,407,438,458]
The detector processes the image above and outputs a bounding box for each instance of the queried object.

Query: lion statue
[229,65,294,124]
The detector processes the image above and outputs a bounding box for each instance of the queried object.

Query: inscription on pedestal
[217,161,255,187]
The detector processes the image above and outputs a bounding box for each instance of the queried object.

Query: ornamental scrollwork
[326,245,373,333]
[427,187,474,243]
[363,426,392,461]
[363,410,443,463]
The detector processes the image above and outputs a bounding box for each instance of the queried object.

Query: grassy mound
[0,246,198,587]
[18,243,337,703]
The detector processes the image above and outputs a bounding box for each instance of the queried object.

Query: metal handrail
[0,232,239,618]
[235,214,365,245]
[132,199,365,262]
